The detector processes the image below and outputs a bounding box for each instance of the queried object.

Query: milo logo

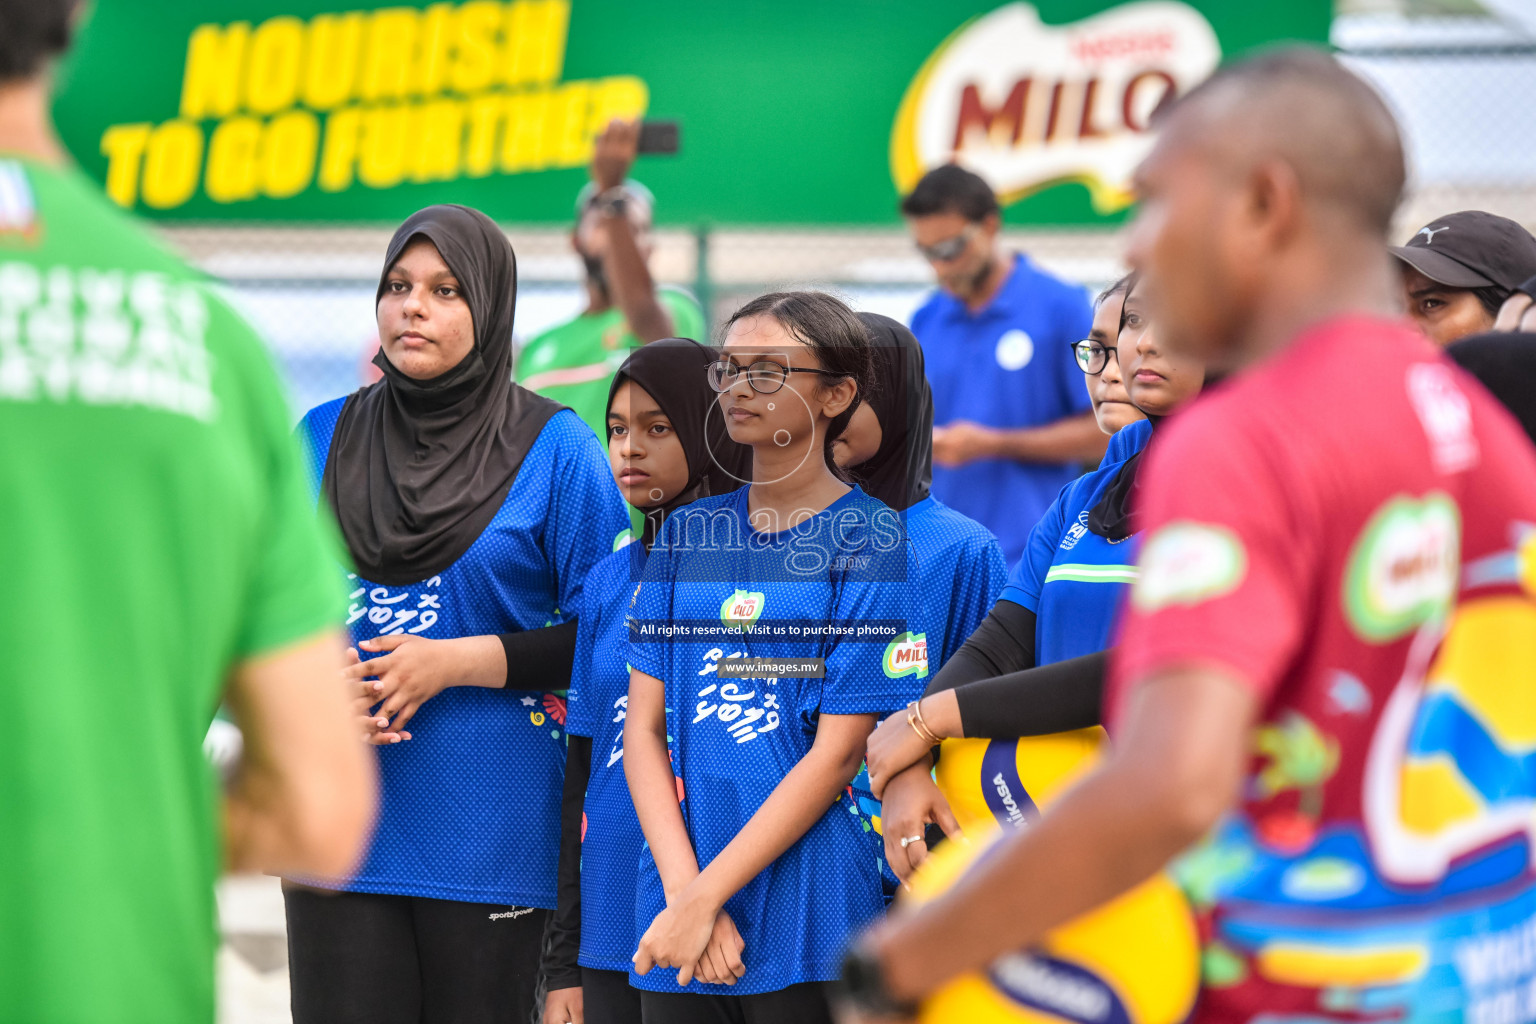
[1132,521,1246,613]
[891,2,1220,213]
[720,589,765,632]
[1344,493,1460,641]
[883,632,929,679]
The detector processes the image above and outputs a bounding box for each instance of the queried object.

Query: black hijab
[1448,332,1536,446]
[608,338,752,549]
[1086,275,1146,541]
[850,313,934,511]
[322,204,563,585]
[1085,432,1147,541]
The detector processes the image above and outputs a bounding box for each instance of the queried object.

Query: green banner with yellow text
[52,0,1329,225]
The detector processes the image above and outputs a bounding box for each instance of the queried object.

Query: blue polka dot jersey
[564,540,687,980]
[300,398,630,907]
[626,486,920,995]
[851,494,1007,890]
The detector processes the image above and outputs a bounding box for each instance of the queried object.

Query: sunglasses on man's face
[915,224,979,263]
[706,358,846,395]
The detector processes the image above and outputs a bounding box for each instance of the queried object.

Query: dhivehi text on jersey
[695,646,781,744]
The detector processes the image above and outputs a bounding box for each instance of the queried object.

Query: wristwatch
[591,186,629,220]
[838,941,919,1019]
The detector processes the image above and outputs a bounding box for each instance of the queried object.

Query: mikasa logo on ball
[988,951,1130,1023]
[891,1,1220,211]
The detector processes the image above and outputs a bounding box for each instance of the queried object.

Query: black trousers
[284,885,550,1024]
[638,982,835,1024]
[575,967,643,1024]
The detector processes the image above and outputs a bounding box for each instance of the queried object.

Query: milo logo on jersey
[883,632,928,679]
[720,590,765,632]
[1344,492,1460,641]
[891,1,1220,212]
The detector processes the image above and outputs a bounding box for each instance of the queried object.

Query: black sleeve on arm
[541,734,590,993]
[922,600,1038,699]
[497,620,579,690]
[952,650,1107,738]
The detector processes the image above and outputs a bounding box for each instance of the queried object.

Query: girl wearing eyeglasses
[623,291,919,1024]
[865,274,1207,869]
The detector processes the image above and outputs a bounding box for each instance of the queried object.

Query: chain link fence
[150,12,1536,421]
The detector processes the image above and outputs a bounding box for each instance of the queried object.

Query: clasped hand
[344,635,464,743]
[865,710,940,799]
[633,889,746,988]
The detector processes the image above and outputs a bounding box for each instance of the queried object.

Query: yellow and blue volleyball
[934,730,1104,835]
[905,735,1201,1024]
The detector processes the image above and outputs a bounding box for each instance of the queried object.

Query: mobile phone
[637,120,680,156]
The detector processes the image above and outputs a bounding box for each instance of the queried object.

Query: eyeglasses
[1070,338,1120,376]
[915,224,979,263]
[706,359,846,395]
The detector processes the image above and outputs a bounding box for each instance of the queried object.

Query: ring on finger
[899,833,924,849]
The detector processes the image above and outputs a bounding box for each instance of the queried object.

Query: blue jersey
[626,486,919,995]
[1000,420,1151,665]
[300,398,630,907]
[564,542,680,977]
[907,496,1008,667]
[851,495,1006,889]
[912,253,1094,567]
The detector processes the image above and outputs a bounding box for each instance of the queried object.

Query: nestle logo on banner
[891,1,1220,212]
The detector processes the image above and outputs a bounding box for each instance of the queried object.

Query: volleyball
[905,735,1202,1024]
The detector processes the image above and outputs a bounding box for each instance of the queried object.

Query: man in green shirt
[516,119,706,441]
[0,6,375,1022]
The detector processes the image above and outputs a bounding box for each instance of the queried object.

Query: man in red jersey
[841,48,1536,1023]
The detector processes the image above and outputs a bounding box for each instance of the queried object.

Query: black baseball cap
[1390,210,1536,290]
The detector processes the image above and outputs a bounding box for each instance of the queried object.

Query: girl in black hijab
[835,313,933,510]
[287,204,632,1024]
[834,312,1007,898]
[864,276,1209,884]
[542,339,749,1024]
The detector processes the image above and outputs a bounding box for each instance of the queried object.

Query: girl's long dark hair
[723,291,875,480]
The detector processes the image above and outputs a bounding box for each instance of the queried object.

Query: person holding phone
[518,119,706,443]
[624,292,919,1024]
[902,164,1108,566]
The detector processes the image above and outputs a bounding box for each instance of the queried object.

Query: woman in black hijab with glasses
[288,204,630,1024]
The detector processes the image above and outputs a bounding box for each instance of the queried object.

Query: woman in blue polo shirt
[541,338,751,1024]
[624,291,919,1024]
[867,274,1206,874]
[834,313,1007,884]
[287,205,630,1024]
